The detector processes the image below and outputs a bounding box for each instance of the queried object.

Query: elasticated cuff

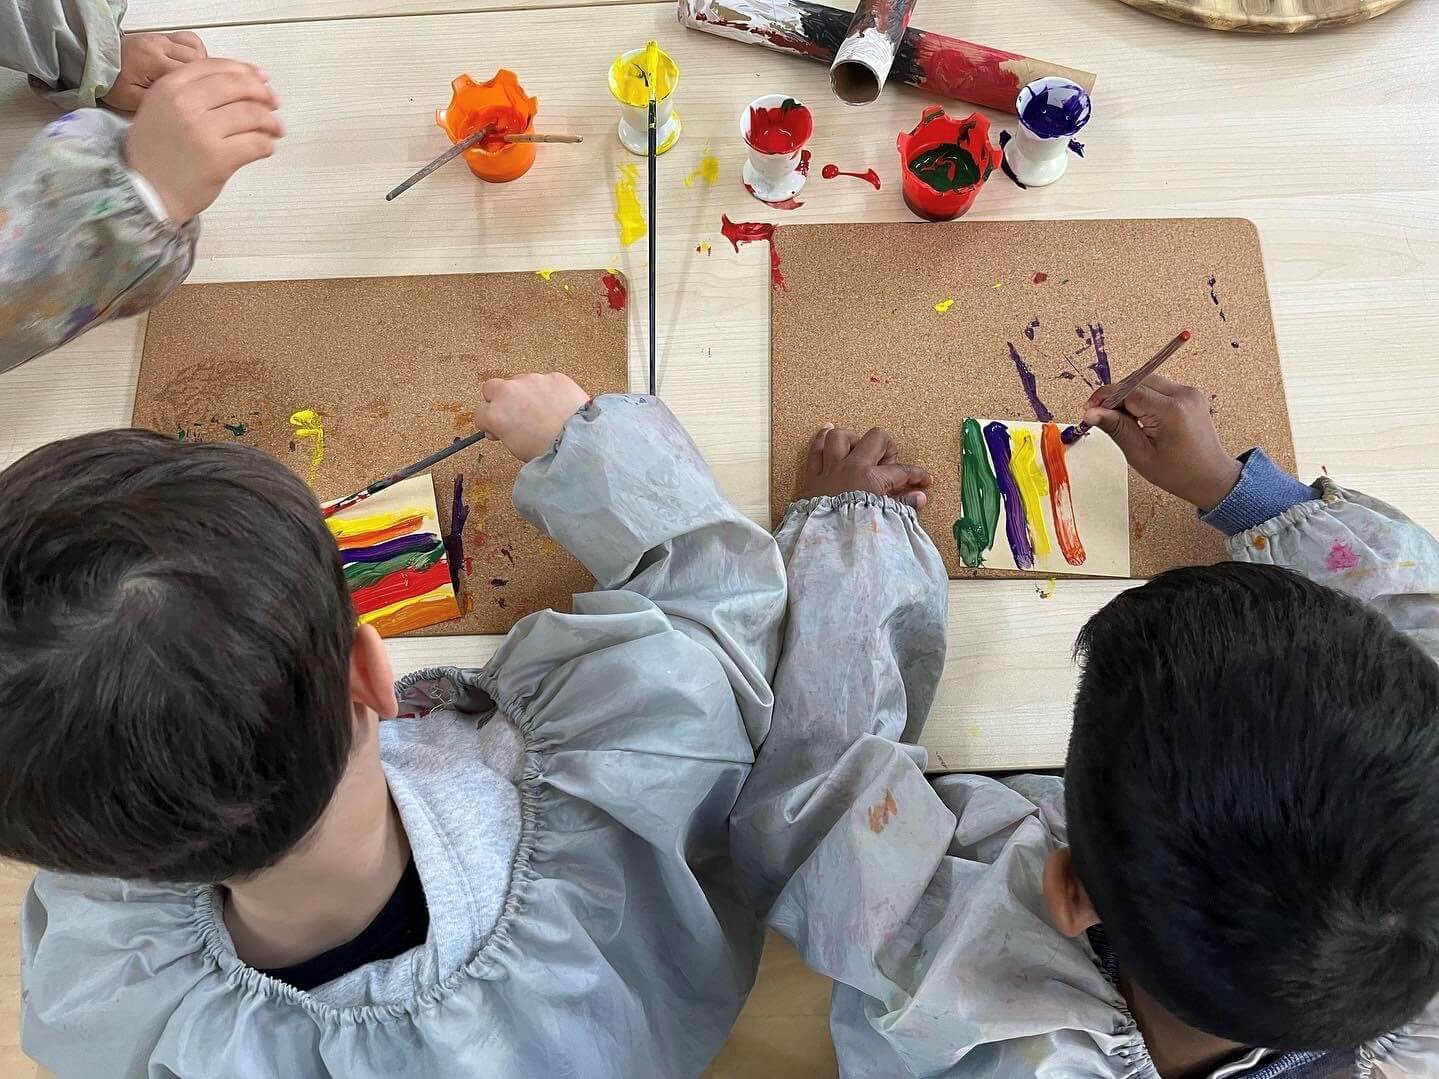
[1200,447,1320,536]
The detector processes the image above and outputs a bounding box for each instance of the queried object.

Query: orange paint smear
[334,514,425,551]
[351,559,455,616]
[364,590,463,637]
[1040,422,1087,566]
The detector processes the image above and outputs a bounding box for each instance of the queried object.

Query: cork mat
[770,219,1296,579]
[133,270,629,635]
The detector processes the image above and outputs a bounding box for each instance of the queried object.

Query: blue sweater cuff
[1200,448,1319,536]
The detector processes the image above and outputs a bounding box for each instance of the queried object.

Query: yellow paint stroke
[614,163,647,247]
[696,241,711,255]
[992,281,1003,289]
[536,269,557,281]
[1036,577,1057,599]
[605,266,621,275]
[684,147,720,187]
[934,298,955,313]
[361,584,462,637]
[288,408,324,484]
[326,509,423,543]
[1008,428,1052,560]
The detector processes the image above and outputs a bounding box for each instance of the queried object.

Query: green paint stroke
[342,543,445,590]
[908,145,980,192]
[954,417,1000,567]
[222,421,248,437]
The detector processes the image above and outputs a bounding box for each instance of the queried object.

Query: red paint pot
[896,106,1002,221]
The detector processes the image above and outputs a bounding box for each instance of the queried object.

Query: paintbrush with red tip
[1063,330,1192,446]
[323,429,489,519]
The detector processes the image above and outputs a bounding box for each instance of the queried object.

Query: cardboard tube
[678,0,1097,114]
[830,0,919,106]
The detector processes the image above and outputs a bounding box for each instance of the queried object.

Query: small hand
[799,425,933,510]
[101,31,208,112]
[1083,375,1241,512]
[122,58,283,223]
[476,373,590,462]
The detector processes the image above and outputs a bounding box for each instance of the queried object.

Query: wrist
[1191,458,1243,514]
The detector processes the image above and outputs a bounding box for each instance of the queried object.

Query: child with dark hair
[1,4,282,371]
[733,378,1439,1078]
[4,375,787,1077]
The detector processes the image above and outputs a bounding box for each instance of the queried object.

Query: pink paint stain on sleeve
[1326,541,1362,571]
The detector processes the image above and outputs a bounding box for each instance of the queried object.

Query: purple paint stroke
[1208,274,1229,321]
[1020,84,1092,140]
[983,421,1035,570]
[1058,370,1077,380]
[342,532,441,563]
[1069,139,1085,157]
[997,130,1027,190]
[443,474,471,592]
[1008,342,1053,421]
[1085,322,1111,384]
[1024,318,1040,341]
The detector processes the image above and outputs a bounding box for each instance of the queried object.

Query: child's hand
[476,374,590,462]
[799,426,933,510]
[1083,375,1241,512]
[123,59,283,223]
[102,32,209,112]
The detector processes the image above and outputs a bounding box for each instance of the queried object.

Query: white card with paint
[956,418,1130,578]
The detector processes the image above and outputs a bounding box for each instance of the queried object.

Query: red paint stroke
[720,215,786,289]
[490,577,509,587]
[745,100,814,155]
[497,596,509,609]
[1040,423,1087,566]
[820,163,882,190]
[1033,272,1048,284]
[335,514,426,551]
[351,560,454,617]
[1326,541,1361,571]
[743,181,805,210]
[600,272,628,310]
[909,31,1023,110]
[797,148,812,176]
[464,557,473,574]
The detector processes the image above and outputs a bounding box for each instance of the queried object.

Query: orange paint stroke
[867,789,899,834]
[1040,422,1087,566]
[332,514,426,550]
[363,588,462,637]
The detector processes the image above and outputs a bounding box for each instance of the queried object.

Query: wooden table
[2,1,1436,1074]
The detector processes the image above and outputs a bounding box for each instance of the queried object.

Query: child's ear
[1043,848,1101,937]
[349,624,398,720]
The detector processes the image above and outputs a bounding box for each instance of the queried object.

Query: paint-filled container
[896,106,1002,221]
[740,94,814,203]
[435,70,539,183]
[609,44,681,156]
[1006,77,1092,188]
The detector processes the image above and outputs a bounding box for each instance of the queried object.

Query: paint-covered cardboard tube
[677,0,1096,114]
[830,0,918,106]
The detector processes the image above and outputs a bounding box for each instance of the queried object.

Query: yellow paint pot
[608,44,681,156]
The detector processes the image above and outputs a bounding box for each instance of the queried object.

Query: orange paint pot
[435,70,539,183]
[896,106,1001,221]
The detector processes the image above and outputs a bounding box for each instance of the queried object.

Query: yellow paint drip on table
[1008,428,1052,559]
[288,408,325,484]
[934,298,954,313]
[536,269,557,281]
[613,163,647,246]
[684,148,720,187]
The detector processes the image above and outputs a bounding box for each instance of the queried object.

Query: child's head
[1054,562,1439,1049]
[0,430,394,883]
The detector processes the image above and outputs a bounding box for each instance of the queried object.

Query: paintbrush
[1063,330,1192,446]
[503,133,584,144]
[323,429,489,519]
[385,124,495,202]
[644,40,659,397]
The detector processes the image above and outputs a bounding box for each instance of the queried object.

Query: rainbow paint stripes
[324,474,462,637]
[955,418,1088,572]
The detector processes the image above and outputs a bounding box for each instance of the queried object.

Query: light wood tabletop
[1,0,1436,1075]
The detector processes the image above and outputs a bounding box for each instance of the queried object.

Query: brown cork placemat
[770,218,1295,579]
[133,270,629,635]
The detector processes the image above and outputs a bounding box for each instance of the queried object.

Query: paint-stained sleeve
[1228,477,1439,660]
[0,108,197,376]
[728,492,950,915]
[0,0,126,109]
[511,394,786,746]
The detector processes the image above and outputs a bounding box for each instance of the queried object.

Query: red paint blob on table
[1179,329,1192,341]
[820,163,882,190]
[600,272,627,310]
[1032,272,1048,284]
[720,215,786,290]
[745,101,814,155]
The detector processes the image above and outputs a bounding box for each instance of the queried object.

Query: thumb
[874,463,933,495]
[1085,406,1151,466]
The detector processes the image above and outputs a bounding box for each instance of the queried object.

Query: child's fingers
[219,132,277,170]
[1085,406,1152,462]
[899,491,928,511]
[852,427,895,466]
[191,70,279,111]
[158,56,261,89]
[1115,383,1172,421]
[874,463,931,494]
[821,427,855,468]
[212,102,285,139]
[1133,373,1188,398]
[166,31,208,59]
[806,424,833,475]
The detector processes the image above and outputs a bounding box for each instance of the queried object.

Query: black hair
[0,430,356,882]
[1067,561,1439,1049]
